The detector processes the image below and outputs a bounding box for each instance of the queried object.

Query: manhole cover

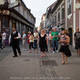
[24,59,30,62]
[41,60,58,66]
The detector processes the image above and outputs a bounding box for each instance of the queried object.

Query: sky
[23,0,56,27]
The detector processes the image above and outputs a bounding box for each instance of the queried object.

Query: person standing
[49,31,53,51]
[74,27,80,56]
[27,32,31,50]
[9,27,21,57]
[0,32,3,49]
[51,28,59,53]
[39,29,48,57]
[33,30,39,53]
[2,30,6,48]
[22,31,27,51]
[29,32,34,53]
[59,30,71,64]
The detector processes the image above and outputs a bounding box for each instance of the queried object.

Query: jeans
[52,40,58,51]
[0,43,2,49]
[12,43,21,56]
[33,40,37,49]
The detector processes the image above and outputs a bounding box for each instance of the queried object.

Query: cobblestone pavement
[0,47,11,61]
[0,48,80,80]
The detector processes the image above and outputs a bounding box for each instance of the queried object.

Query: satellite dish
[8,0,19,8]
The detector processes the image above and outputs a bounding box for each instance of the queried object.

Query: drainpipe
[79,9,80,31]
[73,0,76,47]
[65,0,68,29]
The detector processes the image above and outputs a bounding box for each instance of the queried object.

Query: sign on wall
[0,10,10,15]
[0,0,5,5]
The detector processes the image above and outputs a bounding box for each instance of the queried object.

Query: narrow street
[0,0,80,80]
[0,47,80,80]
[0,47,11,61]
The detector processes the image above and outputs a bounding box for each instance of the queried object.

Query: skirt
[75,41,80,49]
[59,45,72,57]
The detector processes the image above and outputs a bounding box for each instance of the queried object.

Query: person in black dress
[39,29,48,57]
[59,30,71,64]
[74,27,80,56]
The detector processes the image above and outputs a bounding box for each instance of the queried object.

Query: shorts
[29,42,33,49]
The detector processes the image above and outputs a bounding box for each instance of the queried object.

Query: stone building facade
[45,0,80,46]
[0,0,35,34]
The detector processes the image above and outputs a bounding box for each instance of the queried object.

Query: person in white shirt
[33,30,39,53]
[22,31,27,50]
[2,31,6,48]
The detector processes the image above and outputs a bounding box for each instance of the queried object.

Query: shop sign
[0,10,10,15]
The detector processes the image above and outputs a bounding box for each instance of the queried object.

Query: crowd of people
[0,27,80,65]
[0,30,7,49]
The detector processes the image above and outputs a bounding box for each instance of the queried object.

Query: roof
[51,0,63,13]
[47,1,57,14]
[47,0,63,17]
[21,0,35,20]
[46,1,57,18]
[48,1,57,11]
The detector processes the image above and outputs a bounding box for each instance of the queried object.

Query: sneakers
[13,55,18,57]
[53,50,58,54]
[56,50,58,53]
[53,51,55,54]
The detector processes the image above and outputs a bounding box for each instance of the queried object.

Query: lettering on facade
[0,10,10,15]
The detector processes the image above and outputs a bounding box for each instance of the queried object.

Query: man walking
[51,28,59,53]
[2,30,6,48]
[9,27,21,57]
[74,27,80,56]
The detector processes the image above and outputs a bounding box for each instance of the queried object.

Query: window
[67,0,72,15]
[62,8,65,19]
[2,16,9,28]
[58,12,60,22]
[55,16,56,25]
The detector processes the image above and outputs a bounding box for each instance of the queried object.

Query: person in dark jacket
[9,27,21,57]
[0,32,2,49]
[74,27,80,56]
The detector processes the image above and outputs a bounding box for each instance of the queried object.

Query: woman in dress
[59,30,71,64]
[39,29,48,57]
